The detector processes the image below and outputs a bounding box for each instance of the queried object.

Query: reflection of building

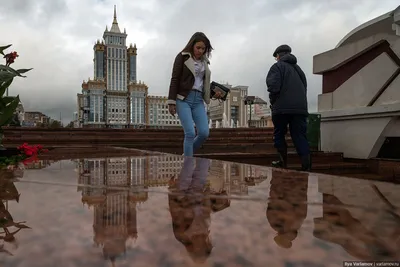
[75,154,269,264]
[77,157,148,264]
[208,160,269,195]
[314,176,400,259]
[76,155,183,263]
[24,160,54,169]
[147,96,181,128]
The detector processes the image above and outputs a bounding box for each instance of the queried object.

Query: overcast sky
[0,0,398,123]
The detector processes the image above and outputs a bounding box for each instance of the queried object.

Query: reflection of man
[266,44,311,171]
[267,169,308,248]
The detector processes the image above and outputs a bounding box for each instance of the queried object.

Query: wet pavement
[0,151,399,267]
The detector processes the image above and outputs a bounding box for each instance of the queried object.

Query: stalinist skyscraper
[77,6,148,128]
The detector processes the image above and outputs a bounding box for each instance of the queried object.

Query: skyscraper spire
[113,5,117,24]
[110,5,121,33]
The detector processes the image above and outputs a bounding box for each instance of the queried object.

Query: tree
[65,121,74,128]
[49,120,62,128]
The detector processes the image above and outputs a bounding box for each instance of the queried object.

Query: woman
[167,32,221,156]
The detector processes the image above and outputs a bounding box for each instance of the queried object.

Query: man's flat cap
[273,44,292,57]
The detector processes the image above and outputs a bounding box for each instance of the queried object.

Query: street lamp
[244,96,255,127]
[244,96,269,128]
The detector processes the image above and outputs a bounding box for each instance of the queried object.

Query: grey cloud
[0,0,37,16]
[0,0,398,123]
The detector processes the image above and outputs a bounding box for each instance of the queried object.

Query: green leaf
[0,65,26,78]
[16,68,33,74]
[0,71,17,81]
[1,96,18,105]
[0,45,12,56]
[0,95,20,126]
[0,78,13,97]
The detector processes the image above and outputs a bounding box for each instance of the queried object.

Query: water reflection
[0,170,30,256]
[74,155,267,265]
[168,157,214,263]
[77,157,148,264]
[267,170,308,249]
[3,154,400,266]
[314,193,399,260]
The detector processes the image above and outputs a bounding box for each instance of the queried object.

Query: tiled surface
[1,151,400,267]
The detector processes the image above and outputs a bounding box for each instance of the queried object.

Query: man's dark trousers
[272,114,310,167]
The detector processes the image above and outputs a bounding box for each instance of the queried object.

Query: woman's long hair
[182,32,213,58]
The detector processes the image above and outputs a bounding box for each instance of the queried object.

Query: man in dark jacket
[266,44,311,171]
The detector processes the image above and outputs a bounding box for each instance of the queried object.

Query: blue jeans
[178,157,210,192]
[176,90,209,156]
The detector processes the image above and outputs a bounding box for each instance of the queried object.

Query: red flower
[22,155,38,165]
[17,143,47,157]
[4,51,18,66]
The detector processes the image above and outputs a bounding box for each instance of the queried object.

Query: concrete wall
[318,53,398,111]
[373,73,400,105]
[314,9,400,159]
[319,104,400,158]
[314,34,398,74]
[321,115,390,158]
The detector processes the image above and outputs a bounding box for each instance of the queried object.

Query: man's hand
[168,104,176,116]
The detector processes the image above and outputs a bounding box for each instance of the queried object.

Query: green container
[307,113,321,150]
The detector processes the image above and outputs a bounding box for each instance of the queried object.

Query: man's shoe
[300,154,312,171]
[272,160,285,168]
[272,148,287,168]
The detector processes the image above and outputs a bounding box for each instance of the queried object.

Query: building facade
[209,84,249,128]
[23,111,50,127]
[146,96,181,128]
[247,101,273,128]
[77,6,148,128]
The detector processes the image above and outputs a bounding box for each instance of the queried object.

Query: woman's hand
[168,104,176,116]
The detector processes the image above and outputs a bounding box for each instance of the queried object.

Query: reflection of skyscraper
[76,155,185,263]
[77,157,148,264]
[92,190,139,263]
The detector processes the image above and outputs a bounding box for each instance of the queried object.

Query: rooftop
[1,148,399,266]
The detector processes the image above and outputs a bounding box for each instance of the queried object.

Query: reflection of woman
[168,157,213,263]
[266,170,308,248]
[168,157,231,263]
